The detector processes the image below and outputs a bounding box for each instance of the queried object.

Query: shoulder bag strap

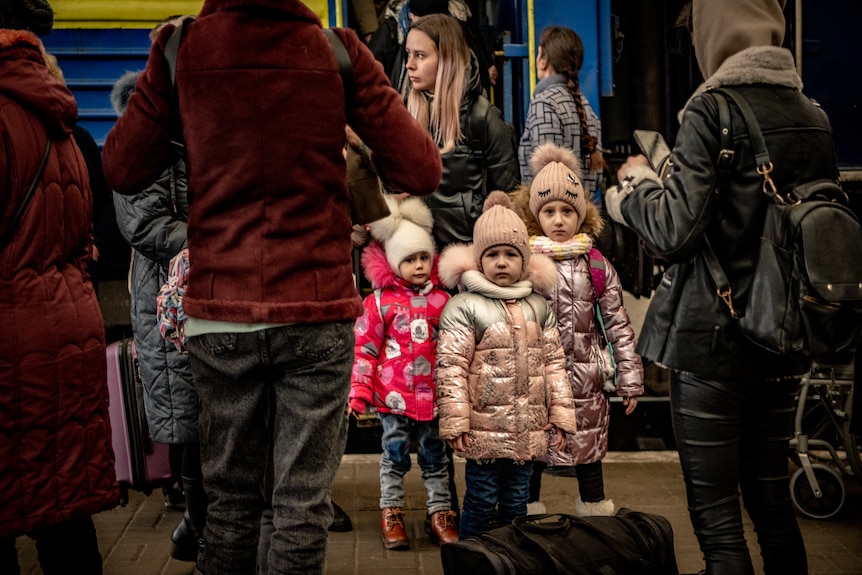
[702,87,774,319]
[0,138,52,250]
[323,28,355,112]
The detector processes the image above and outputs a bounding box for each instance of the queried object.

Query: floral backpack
[157,248,189,352]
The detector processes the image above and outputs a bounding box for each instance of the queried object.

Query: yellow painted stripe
[51,0,328,29]
[333,0,342,27]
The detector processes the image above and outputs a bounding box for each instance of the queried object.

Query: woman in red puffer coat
[0,4,119,573]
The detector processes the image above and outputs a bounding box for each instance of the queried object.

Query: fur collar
[360,240,442,292]
[0,29,39,50]
[110,70,141,116]
[438,244,558,297]
[679,46,802,122]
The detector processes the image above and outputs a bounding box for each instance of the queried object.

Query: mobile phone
[633,129,672,174]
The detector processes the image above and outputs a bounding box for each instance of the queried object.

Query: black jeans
[671,370,807,575]
[529,461,605,503]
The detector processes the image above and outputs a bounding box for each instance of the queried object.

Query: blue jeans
[188,321,354,575]
[378,413,451,514]
[671,371,806,575]
[460,458,533,539]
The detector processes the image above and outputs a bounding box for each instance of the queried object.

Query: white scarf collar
[461,270,534,299]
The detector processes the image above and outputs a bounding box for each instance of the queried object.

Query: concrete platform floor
[14,451,862,575]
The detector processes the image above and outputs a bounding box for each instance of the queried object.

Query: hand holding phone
[633,129,672,174]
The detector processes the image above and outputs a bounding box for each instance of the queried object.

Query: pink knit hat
[529,143,586,225]
[473,191,530,275]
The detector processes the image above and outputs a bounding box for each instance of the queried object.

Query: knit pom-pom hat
[529,143,587,226]
[368,195,436,273]
[473,191,531,275]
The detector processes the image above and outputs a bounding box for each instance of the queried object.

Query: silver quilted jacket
[436,247,577,461]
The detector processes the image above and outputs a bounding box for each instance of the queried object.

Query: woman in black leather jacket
[604,1,837,573]
[403,13,518,250]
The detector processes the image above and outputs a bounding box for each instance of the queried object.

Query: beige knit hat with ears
[368,195,436,273]
[529,143,586,224]
[473,191,531,275]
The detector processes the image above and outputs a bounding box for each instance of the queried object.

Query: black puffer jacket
[619,47,837,380]
[426,54,518,248]
[111,71,197,444]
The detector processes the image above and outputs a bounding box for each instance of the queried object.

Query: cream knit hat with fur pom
[368,195,436,273]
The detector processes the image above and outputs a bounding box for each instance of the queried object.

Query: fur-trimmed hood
[360,240,443,291]
[110,70,141,117]
[509,183,605,240]
[438,243,558,297]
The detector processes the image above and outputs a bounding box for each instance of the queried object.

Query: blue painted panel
[42,28,152,146]
[532,1,601,118]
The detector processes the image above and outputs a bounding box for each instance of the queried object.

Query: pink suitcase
[106,338,173,504]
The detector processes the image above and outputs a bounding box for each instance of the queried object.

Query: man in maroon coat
[102,1,441,573]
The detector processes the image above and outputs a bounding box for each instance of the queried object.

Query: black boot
[181,443,207,574]
[329,501,353,532]
[168,510,199,562]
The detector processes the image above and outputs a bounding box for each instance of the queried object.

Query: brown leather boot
[428,509,459,544]
[381,507,410,550]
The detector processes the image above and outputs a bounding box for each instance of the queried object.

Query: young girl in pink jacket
[349,196,458,550]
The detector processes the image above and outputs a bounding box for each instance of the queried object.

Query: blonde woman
[404,13,518,250]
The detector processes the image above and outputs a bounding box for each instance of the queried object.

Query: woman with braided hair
[518,26,606,205]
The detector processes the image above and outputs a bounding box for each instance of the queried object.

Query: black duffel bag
[440,509,679,575]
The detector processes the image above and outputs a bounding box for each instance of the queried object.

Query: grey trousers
[188,321,354,575]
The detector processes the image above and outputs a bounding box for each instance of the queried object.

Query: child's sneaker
[526,501,547,515]
[574,497,615,516]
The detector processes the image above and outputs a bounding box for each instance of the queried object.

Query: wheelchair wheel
[790,464,846,520]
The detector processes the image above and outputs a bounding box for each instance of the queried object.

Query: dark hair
[409,0,449,18]
[0,0,54,36]
[538,26,604,171]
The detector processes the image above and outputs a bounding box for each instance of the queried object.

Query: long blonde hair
[404,14,469,154]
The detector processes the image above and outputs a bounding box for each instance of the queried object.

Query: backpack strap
[713,87,776,197]
[585,248,617,390]
[162,22,353,158]
[587,247,607,300]
[323,28,355,112]
[703,87,775,319]
[164,17,194,159]
[373,288,384,323]
[465,96,490,155]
